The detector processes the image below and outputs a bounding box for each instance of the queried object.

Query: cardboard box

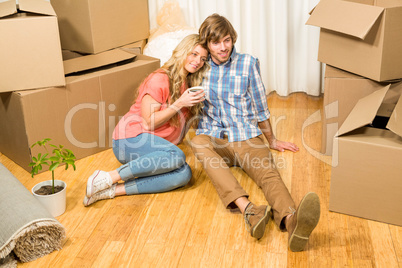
[321,65,402,155]
[0,49,160,172]
[330,85,402,226]
[50,0,150,54]
[306,0,402,82]
[0,0,65,93]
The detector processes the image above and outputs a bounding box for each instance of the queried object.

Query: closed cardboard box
[306,0,402,82]
[321,65,402,155]
[0,50,159,172]
[51,0,150,54]
[0,0,65,93]
[330,85,402,226]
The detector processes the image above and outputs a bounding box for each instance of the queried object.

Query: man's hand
[269,138,299,153]
[258,119,299,153]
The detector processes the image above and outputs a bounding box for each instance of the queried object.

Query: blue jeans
[112,133,192,195]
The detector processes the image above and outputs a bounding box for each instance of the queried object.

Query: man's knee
[190,134,211,152]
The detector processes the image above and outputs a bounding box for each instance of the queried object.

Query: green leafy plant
[29,138,76,194]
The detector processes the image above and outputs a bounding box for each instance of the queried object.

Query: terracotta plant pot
[32,180,67,217]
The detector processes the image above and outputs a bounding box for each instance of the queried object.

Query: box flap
[0,0,17,17]
[387,94,402,137]
[337,85,390,136]
[306,0,384,39]
[63,49,137,75]
[375,0,402,8]
[18,0,56,16]
[325,65,402,83]
[377,103,396,117]
[325,65,364,79]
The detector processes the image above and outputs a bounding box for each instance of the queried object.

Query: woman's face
[184,45,208,74]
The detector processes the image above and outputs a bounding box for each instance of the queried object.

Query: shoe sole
[86,170,101,198]
[289,192,321,252]
[83,196,91,207]
[251,205,272,239]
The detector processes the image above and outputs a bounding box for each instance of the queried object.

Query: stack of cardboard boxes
[0,0,160,173]
[307,0,402,226]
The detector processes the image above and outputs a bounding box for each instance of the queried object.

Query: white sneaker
[83,184,116,207]
[86,170,113,197]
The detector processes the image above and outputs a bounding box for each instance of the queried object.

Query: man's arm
[258,119,299,152]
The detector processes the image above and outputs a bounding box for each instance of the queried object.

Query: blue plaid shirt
[196,47,270,142]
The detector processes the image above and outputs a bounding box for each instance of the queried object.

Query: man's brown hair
[199,13,237,49]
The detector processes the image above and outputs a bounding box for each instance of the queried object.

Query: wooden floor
[1,92,401,268]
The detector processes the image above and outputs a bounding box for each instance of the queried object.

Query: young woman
[84,34,208,206]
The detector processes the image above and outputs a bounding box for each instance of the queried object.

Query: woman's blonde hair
[133,34,208,128]
[161,34,209,127]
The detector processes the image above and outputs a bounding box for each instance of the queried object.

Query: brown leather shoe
[244,203,272,239]
[286,192,320,252]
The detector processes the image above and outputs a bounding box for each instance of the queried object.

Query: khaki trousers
[191,134,296,229]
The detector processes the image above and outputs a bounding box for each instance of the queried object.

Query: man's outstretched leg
[234,136,321,250]
[285,192,321,252]
[191,134,271,239]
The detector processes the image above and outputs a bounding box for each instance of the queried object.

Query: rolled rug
[0,163,66,265]
[0,253,17,268]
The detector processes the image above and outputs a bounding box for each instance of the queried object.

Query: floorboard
[1,92,400,268]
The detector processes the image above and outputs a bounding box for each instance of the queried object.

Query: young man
[190,14,320,252]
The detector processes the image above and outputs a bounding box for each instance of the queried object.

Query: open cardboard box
[0,49,159,172]
[330,84,402,226]
[0,0,65,93]
[321,65,402,155]
[50,0,150,54]
[306,0,402,82]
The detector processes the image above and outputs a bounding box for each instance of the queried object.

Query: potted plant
[29,138,76,217]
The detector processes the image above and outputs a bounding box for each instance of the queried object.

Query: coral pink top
[112,71,189,145]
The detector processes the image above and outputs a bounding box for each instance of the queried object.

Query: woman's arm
[141,90,204,131]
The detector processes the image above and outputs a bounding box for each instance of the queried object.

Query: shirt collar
[209,46,237,67]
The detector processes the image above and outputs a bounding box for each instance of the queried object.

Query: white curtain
[147,0,323,97]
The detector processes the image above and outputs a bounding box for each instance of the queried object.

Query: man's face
[208,35,233,65]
